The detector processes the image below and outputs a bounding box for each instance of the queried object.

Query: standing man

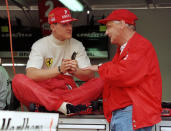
[83,9,162,131]
[12,7,103,115]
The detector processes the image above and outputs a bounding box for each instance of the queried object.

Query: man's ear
[50,24,55,32]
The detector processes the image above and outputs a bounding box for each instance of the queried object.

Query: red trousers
[12,74,104,111]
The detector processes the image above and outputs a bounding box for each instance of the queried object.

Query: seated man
[12,7,104,115]
[0,58,11,110]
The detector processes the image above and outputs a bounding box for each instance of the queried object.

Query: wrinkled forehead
[106,21,114,26]
[106,20,120,27]
[56,22,73,27]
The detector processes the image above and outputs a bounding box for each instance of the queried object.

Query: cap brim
[60,18,78,24]
[98,18,112,24]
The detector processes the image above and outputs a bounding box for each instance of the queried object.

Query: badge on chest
[45,58,53,67]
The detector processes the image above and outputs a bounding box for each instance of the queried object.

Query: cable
[5,0,24,111]
[5,0,16,75]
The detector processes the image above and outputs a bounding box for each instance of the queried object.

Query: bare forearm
[26,67,60,81]
[73,69,95,81]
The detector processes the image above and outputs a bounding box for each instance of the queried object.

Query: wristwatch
[58,66,63,74]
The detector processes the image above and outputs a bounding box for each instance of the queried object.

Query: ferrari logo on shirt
[45,58,53,67]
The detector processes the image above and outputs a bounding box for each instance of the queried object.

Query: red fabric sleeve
[98,45,150,87]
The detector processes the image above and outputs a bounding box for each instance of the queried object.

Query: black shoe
[90,100,103,111]
[162,102,171,109]
[66,104,87,115]
[66,100,103,115]
[29,103,39,112]
[29,103,55,113]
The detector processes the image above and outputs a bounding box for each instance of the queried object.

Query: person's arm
[26,67,59,81]
[82,41,151,88]
[26,58,74,81]
[61,59,95,81]
[98,46,150,87]
[73,68,95,81]
[81,65,99,72]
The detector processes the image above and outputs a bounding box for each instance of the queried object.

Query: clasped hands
[60,59,78,74]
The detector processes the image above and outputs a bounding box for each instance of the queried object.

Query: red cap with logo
[48,7,78,24]
[98,9,138,25]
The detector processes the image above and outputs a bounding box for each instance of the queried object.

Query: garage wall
[134,9,171,101]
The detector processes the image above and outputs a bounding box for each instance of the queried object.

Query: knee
[12,74,27,87]
[94,78,104,87]
[13,74,26,80]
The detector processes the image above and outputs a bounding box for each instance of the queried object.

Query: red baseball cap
[98,9,138,25]
[48,7,78,24]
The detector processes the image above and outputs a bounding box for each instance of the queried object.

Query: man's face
[105,21,122,44]
[51,22,72,41]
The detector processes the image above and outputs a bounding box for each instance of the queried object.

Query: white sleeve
[26,42,44,69]
[76,42,91,68]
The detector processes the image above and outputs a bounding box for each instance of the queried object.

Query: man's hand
[81,65,98,72]
[60,59,78,74]
[67,60,78,74]
[60,59,73,74]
